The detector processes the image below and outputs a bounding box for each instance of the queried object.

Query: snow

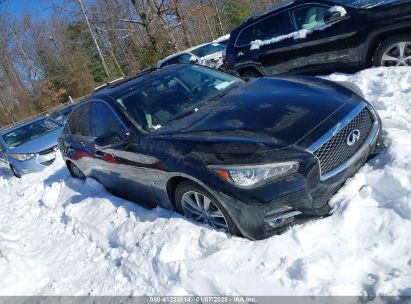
[251,28,315,50]
[1,67,411,296]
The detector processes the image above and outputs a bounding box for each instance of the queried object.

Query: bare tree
[74,0,111,79]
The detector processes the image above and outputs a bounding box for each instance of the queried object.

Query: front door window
[292,5,330,31]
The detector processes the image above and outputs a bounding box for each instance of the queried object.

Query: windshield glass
[115,65,244,131]
[191,43,225,58]
[331,0,383,8]
[3,118,61,148]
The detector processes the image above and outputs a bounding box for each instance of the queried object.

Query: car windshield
[115,65,244,131]
[2,118,61,148]
[331,0,383,8]
[191,43,225,58]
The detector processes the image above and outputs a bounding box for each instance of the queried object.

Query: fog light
[265,210,302,228]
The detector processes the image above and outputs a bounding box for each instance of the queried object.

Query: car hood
[8,127,63,154]
[154,77,362,149]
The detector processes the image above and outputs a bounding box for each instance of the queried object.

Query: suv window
[236,26,255,47]
[292,4,330,30]
[254,12,292,41]
[68,103,92,137]
[90,102,125,138]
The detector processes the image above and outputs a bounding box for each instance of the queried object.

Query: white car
[156,42,226,69]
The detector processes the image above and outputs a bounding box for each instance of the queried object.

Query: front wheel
[175,181,241,236]
[373,35,411,67]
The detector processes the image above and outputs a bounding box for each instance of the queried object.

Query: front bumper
[9,150,58,175]
[209,105,383,240]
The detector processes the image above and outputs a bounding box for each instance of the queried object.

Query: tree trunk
[74,0,111,80]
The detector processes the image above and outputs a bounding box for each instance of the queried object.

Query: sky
[3,0,56,19]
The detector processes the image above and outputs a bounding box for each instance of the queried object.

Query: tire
[68,162,85,179]
[10,165,21,178]
[337,81,365,99]
[241,69,262,78]
[175,181,242,236]
[373,35,411,67]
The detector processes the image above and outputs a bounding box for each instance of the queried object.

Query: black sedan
[58,65,383,240]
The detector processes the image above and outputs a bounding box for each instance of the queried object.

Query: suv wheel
[175,181,241,236]
[68,162,85,179]
[10,165,21,178]
[373,35,411,67]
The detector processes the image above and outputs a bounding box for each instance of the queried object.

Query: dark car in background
[49,103,76,123]
[58,64,383,240]
[0,117,63,178]
[224,0,411,77]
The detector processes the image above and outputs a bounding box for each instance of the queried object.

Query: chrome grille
[314,107,374,176]
[38,145,58,155]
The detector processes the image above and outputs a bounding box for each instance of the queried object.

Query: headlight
[10,153,35,161]
[208,162,299,188]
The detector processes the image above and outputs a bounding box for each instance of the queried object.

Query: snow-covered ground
[0,67,410,296]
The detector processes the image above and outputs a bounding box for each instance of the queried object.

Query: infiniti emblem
[347,129,361,146]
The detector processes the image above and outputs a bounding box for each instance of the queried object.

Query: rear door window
[68,103,92,137]
[254,11,292,41]
[90,102,126,138]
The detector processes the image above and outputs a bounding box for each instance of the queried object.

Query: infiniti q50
[58,65,383,240]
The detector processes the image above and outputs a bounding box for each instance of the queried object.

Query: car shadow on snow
[42,165,210,229]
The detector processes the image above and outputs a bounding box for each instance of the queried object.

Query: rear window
[3,118,61,148]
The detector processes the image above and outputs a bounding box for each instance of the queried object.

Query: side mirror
[325,6,347,24]
[95,131,125,149]
[189,55,198,64]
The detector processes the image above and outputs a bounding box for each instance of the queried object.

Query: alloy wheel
[181,191,229,231]
[381,42,411,67]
